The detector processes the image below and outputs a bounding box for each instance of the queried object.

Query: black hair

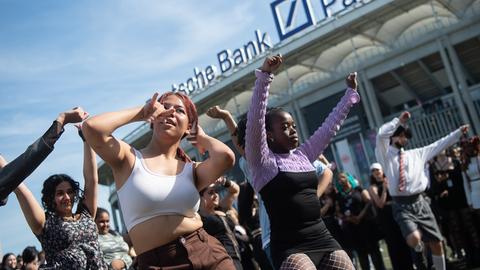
[41,174,83,213]
[392,126,412,138]
[21,246,38,265]
[1,253,16,268]
[95,207,109,220]
[389,125,413,144]
[265,107,286,131]
[369,173,386,186]
[236,117,247,150]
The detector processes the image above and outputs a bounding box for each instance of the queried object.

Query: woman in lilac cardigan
[245,55,359,270]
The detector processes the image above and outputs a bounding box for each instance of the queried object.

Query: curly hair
[41,174,83,213]
[236,116,247,150]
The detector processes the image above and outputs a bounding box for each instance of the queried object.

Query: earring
[268,138,274,143]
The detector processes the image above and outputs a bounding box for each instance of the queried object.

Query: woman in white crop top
[83,92,236,270]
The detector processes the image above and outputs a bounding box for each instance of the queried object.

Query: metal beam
[460,0,477,18]
[359,71,383,128]
[297,62,333,73]
[390,70,422,102]
[435,0,462,19]
[417,59,447,94]
[443,37,480,133]
[437,38,477,134]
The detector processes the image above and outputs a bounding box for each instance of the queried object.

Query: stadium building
[98,0,480,231]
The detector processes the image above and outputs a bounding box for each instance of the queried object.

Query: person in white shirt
[375,111,469,270]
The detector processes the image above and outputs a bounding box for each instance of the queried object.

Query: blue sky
[0,0,278,255]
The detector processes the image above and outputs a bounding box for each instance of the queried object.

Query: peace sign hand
[143,93,175,123]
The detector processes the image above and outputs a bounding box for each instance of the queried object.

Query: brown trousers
[137,228,236,270]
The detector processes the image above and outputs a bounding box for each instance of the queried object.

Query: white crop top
[117,149,200,231]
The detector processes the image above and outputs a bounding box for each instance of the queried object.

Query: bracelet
[224,179,232,188]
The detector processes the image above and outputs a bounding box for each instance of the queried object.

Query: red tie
[398,148,406,192]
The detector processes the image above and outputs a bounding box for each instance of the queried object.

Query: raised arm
[375,111,409,165]
[417,125,468,162]
[189,126,235,191]
[14,183,46,236]
[245,55,282,190]
[77,126,99,217]
[83,93,173,170]
[206,106,244,156]
[0,108,87,203]
[218,178,240,210]
[299,73,360,162]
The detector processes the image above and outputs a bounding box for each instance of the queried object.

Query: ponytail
[176,147,192,162]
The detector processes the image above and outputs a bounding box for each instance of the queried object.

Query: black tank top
[259,171,340,267]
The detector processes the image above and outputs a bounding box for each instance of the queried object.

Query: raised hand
[186,122,207,154]
[142,93,175,123]
[460,124,469,134]
[206,106,230,120]
[399,111,411,125]
[345,72,358,90]
[261,54,283,73]
[214,176,227,186]
[58,107,89,125]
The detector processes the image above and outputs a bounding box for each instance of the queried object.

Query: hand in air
[345,72,358,90]
[61,107,89,125]
[186,122,207,155]
[399,111,411,125]
[460,124,469,134]
[261,54,283,73]
[143,93,175,123]
[206,106,230,120]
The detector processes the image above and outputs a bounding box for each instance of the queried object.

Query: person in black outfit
[430,149,480,266]
[336,172,386,270]
[319,183,349,255]
[0,107,88,206]
[199,177,244,270]
[368,162,414,270]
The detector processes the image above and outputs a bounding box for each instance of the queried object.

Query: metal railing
[407,106,463,148]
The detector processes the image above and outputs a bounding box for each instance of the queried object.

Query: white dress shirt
[375,117,462,196]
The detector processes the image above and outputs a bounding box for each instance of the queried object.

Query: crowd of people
[1,54,479,269]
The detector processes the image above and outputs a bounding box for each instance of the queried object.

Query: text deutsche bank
[172,0,369,95]
[171,30,273,95]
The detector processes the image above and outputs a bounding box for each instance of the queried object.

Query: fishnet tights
[279,250,354,270]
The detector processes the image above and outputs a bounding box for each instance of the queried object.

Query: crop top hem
[126,211,196,232]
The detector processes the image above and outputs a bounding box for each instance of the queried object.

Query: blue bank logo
[271,0,362,41]
[271,0,315,41]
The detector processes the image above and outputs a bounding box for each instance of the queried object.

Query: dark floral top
[37,203,108,270]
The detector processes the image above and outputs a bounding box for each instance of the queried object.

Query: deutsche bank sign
[271,0,365,41]
[172,0,370,96]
